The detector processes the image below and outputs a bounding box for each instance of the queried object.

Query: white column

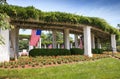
[64,29,70,49]
[36,38,41,48]
[15,28,19,59]
[29,45,33,51]
[91,34,95,49]
[0,29,10,62]
[97,39,101,49]
[84,26,92,57]
[111,34,117,53]
[44,44,47,48]
[52,30,57,48]
[70,43,73,48]
[39,38,41,48]
[9,28,19,59]
[10,29,15,58]
[58,43,60,48]
[75,35,78,48]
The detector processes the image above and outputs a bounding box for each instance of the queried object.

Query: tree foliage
[0,13,14,44]
[0,4,119,39]
[0,0,7,4]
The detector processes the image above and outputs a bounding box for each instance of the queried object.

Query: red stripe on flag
[48,44,52,49]
[30,30,40,46]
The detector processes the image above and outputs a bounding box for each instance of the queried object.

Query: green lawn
[0,58,120,79]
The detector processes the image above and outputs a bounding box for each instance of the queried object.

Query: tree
[0,0,7,4]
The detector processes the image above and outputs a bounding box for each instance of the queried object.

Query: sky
[7,0,120,34]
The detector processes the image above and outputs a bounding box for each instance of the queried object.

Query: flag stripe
[30,30,41,46]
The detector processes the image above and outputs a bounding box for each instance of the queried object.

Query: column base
[84,53,93,57]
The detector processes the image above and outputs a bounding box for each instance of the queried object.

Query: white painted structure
[91,34,95,49]
[84,26,92,57]
[75,35,78,48]
[52,30,57,48]
[70,43,73,48]
[0,29,10,62]
[64,29,70,49]
[97,39,101,49]
[57,43,60,48]
[111,34,117,53]
[0,20,118,62]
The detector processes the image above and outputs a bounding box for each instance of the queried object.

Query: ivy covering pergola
[0,5,119,38]
[0,4,119,62]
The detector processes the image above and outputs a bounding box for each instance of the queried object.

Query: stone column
[29,45,33,51]
[84,26,92,57]
[9,27,19,59]
[70,43,73,48]
[64,29,70,49]
[91,34,95,49]
[58,43,60,48]
[52,30,57,48]
[44,44,47,48]
[75,35,78,48]
[37,38,41,48]
[15,28,19,59]
[111,34,117,53]
[97,39,101,49]
[0,29,10,62]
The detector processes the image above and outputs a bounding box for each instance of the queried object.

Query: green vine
[0,4,119,39]
[0,13,14,44]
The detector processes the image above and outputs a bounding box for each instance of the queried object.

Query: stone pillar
[64,29,70,49]
[97,39,101,49]
[15,28,19,58]
[52,30,57,48]
[0,29,10,62]
[10,29,15,58]
[70,43,73,48]
[58,43,60,48]
[111,34,117,53]
[29,45,33,51]
[84,26,92,57]
[44,44,47,48]
[10,27,19,59]
[75,34,78,48]
[37,38,41,48]
[91,34,95,49]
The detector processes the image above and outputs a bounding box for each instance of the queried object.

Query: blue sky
[7,0,120,34]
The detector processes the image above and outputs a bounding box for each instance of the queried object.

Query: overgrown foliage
[0,4,119,39]
[0,13,14,44]
[92,49,103,54]
[70,48,84,55]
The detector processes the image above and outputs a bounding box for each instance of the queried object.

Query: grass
[0,58,120,79]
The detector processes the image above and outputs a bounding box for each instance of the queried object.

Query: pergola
[0,18,117,62]
[0,5,119,62]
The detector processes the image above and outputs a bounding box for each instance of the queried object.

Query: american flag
[48,44,52,49]
[61,44,64,49]
[30,30,41,46]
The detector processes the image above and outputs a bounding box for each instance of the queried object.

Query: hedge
[70,48,84,55]
[29,49,71,57]
[92,49,103,54]
[29,48,104,57]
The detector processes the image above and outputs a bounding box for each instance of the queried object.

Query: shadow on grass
[0,76,19,79]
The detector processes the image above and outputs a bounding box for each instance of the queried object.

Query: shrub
[92,49,103,54]
[70,48,84,55]
[29,48,71,57]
